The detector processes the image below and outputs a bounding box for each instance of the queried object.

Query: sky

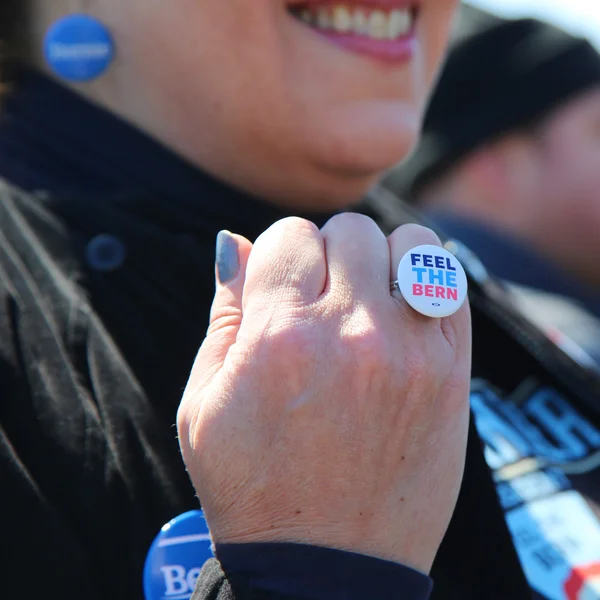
[466,0,600,48]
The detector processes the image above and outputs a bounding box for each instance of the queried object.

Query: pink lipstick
[288,1,420,63]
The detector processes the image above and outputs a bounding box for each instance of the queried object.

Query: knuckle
[255,217,320,254]
[394,223,442,247]
[208,305,243,337]
[323,212,378,234]
[273,216,320,239]
[177,394,203,455]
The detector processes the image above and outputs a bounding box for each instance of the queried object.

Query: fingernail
[215,230,239,284]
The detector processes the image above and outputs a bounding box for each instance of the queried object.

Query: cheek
[119,2,291,137]
[539,152,600,239]
[540,121,600,210]
[571,173,600,231]
[110,0,459,179]
[126,1,284,91]
[557,151,600,208]
[420,0,460,89]
[278,29,450,170]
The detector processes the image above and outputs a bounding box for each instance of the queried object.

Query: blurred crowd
[388,3,600,366]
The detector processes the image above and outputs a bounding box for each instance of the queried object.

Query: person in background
[383,11,600,600]
[386,7,600,365]
[1,1,532,600]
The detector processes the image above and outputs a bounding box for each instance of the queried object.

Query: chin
[314,127,418,182]
[269,161,394,213]
[270,116,418,210]
[307,104,421,175]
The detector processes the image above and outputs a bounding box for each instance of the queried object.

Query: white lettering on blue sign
[496,470,569,511]
[471,386,600,471]
[505,492,600,600]
[471,384,600,600]
[49,42,111,60]
[525,390,600,462]
[471,391,533,469]
[160,565,201,600]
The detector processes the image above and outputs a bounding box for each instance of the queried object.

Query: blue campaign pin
[43,14,115,82]
[144,510,214,600]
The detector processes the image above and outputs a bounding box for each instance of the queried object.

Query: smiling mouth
[288,3,418,42]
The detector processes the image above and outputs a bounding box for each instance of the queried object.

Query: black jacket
[3,70,600,600]
[0,172,529,600]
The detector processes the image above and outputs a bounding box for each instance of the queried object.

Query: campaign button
[397,244,468,318]
[85,234,126,271]
[144,510,214,600]
[44,14,115,82]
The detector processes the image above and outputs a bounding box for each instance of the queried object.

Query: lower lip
[310,28,417,64]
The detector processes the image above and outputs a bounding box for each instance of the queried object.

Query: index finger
[242,217,327,311]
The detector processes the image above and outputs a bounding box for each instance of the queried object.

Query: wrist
[209,516,436,576]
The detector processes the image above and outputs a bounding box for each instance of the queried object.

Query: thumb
[191,230,253,388]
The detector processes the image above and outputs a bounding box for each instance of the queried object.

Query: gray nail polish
[216,230,239,284]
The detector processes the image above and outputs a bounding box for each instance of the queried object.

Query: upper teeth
[332,6,353,33]
[294,5,414,40]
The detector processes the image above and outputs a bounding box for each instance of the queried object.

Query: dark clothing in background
[428,211,600,366]
[5,69,598,600]
[428,212,600,318]
[382,5,600,594]
[394,12,600,200]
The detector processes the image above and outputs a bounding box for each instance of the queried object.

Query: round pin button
[85,234,126,272]
[43,14,115,82]
[144,510,214,600]
[396,244,468,318]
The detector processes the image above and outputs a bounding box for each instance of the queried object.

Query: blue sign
[144,510,214,600]
[44,14,115,82]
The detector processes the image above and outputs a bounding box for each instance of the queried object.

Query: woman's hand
[177,215,471,574]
